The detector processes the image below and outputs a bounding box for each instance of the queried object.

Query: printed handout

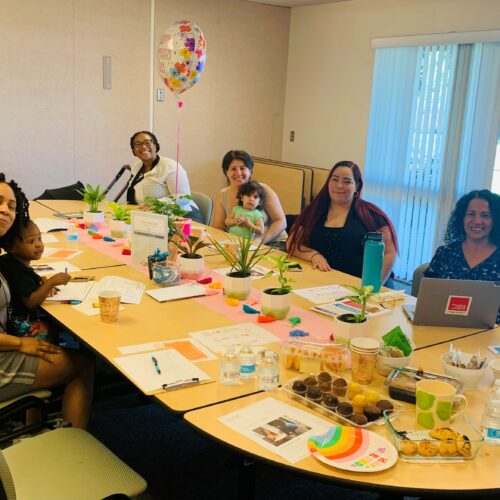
[292,285,353,304]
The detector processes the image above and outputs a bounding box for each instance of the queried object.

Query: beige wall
[0,0,290,202]
[282,0,500,171]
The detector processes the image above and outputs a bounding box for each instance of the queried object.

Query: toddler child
[0,220,71,339]
[226,181,265,239]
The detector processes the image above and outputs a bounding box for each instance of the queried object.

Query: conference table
[30,199,499,496]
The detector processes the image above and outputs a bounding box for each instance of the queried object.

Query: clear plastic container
[481,379,500,445]
[259,350,279,391]
[239,343,256,380]
[350,337,379,384]
[220,346,240,386]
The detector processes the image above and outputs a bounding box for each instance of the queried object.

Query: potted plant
[106,201,131,238]
[261,254,297,319]
[144,195,191,236]
[333,284,375,344]
[209,235,272,299]
[171,227,210,280]
[77,183,106,228]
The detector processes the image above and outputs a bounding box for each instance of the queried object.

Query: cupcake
[306,386,323,404]
[322,394,339,411]
[303,375,318,387]
[376,399,394,414]
[347,382,364,400]
[318,381,332,394]
[336,401,354,418]
[350,414,369,426]
[318,371,332,383]
[364,404,382,422]
[291,380,307,397]
[331,377,347,396]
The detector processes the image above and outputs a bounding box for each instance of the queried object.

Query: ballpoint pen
[60,300,82,305]
[151,356,161,375]
[162,378,200,390]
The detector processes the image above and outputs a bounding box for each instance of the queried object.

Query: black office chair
[35,181,85,200]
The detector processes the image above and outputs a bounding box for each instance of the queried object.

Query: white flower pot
[333,314,368,345]
[261,288,291,320]
[224,273,252,300]
[109,219,130,238]
[83,211,105,229]
[179,254,204,280]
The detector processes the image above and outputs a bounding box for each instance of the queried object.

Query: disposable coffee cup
[98,290,121,323]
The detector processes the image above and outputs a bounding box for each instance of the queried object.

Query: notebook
[402,278,500,328]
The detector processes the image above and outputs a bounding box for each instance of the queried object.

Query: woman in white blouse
[127,131,202,223]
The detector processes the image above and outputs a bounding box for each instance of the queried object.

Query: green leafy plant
[106,202,131,223]
[208,235,272,277]
[77,184,106,213]
[263,254,297,295]
[341,284,375,323]
[144,195,191,233]
[171,227,211,259]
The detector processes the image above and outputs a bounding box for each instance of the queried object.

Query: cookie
[399,438,418,456]
[429,427,457,441]
[418,440,439,457]
[438,439,458,457]
[456,434,472,457]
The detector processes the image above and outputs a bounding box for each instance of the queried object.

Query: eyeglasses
[133,139,154,149]
[330,176,354,186]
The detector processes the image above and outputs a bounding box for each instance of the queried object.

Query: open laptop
[403,278,500,328]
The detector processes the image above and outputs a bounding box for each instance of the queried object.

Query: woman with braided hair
[0,174,93,429]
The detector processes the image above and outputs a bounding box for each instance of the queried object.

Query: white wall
[282,0,500,171]
[0,0,290,201]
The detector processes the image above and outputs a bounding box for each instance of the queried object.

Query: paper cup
[98,291,121,323]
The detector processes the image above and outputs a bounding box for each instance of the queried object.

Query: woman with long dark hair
[287,161,398,282]
[425,189,499,281]
[0,174,94,428]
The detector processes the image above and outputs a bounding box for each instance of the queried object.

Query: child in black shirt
[0,220,71,339]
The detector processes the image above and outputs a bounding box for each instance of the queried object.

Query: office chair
[104,165,132,202]
[35,181,85,200]
[0,397,147,500]
[411,263,430,297]
[191,191,213,225]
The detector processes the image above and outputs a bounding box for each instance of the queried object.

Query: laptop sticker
[445,295,472,315]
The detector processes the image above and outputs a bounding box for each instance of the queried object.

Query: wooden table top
[185,329,500,494]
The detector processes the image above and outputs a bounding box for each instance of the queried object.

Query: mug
[415,379,468,429]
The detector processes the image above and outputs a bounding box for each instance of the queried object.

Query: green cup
[415,379,468,429]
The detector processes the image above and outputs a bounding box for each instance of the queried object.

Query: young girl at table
[0,219,71,340]
[225,181,265,239]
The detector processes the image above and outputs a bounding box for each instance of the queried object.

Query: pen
[151,356,161,375]
[60,300,82,305]
[162,378,200,390]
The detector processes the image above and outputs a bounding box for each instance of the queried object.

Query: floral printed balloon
[158,20,206,98]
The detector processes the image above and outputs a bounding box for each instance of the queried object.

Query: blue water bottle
[361,232,384,292]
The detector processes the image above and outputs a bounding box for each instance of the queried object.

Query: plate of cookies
[282,372,403,428]
[383,410,483,462]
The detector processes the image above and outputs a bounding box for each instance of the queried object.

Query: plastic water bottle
[239,343,256,380]
[259,350,279,391]
[361,232,384,292]
[481,379,500,445]
[220,346,240,386]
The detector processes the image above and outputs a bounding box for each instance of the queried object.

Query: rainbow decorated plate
[307,425,398,472]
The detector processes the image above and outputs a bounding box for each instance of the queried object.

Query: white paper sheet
[219,397,330,463]
[32,261,81,276]
[113,349,211,394]
[130,211,169,267]
[292,285,353,304]
[95,276,145,304]
[146,283,206,302]
[311,298,392,318]
[190,323,280,353]
[41,234,58,243]
[45,281,95,302]
[33,217,71,233]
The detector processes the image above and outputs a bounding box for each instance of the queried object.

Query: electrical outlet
[290,131,295,142]
[157,89,164,102]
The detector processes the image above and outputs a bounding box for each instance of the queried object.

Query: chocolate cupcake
[291,380,307,396]
[322,394,339,411]
[376,399,394,414]
[350,414,369,426]
[364,404,382,422]
[331,377,347,396]
[318,371,332,383]
[303,375,318,387]
[336,401,353,418]
[306,386,323,404]
[318,381,332,394]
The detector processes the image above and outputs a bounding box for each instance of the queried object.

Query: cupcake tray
[282,375,403,429]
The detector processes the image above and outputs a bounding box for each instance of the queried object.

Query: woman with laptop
[425,190,499,281]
